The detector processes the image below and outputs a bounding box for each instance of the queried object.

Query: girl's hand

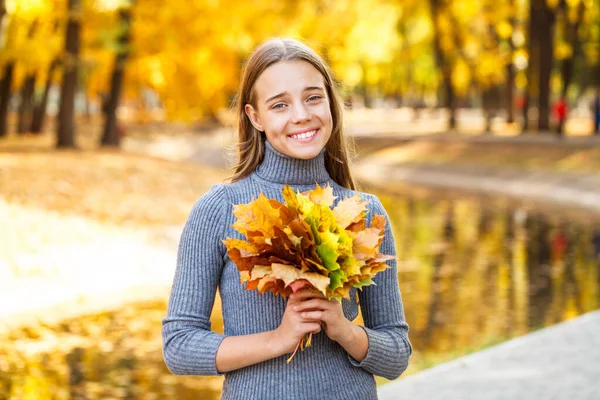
[291,289,351,344]
[272,290,322,354]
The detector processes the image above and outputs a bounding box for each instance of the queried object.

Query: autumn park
[1,0,600,398]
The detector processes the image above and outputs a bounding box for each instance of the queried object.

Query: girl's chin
[286,146,324,159]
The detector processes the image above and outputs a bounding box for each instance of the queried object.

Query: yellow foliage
[476,52,505,88]
[495,21,513,40]
[554,41,574,60]
[452,59,471,95]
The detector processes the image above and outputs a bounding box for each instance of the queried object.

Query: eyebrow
[264,86,325,105]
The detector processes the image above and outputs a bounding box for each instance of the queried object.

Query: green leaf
[316,230,340,271]
[354,277,375,290]
[328,269,347,292]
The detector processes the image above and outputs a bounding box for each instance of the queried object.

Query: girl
[162,38,412,399]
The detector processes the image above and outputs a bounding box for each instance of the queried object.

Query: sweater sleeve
[348,194,413,380]
[162,184,229,376]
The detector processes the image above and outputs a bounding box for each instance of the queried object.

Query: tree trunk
[506,0,516,124]
[483,87,494,134]
[0,63,14,137]
[56,0,81,148]
[525,1,540,133]
[445,75,456,130]
[429,0,457,131]
[506,64,515,124]
[534,0,556,131]
[17,74,35,134]
[101,6,133,147]
[31,59,58,133]
[560,1,585,99]
[0,0,6,46]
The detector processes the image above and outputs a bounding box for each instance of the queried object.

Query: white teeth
[291,130,316,140]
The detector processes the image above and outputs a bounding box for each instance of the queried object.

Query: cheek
[263,113,288,136]
[316,106,333,128]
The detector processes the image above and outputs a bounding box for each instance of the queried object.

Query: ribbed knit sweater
[162,140,412,399]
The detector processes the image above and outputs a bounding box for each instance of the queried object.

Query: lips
[288,129,318,141]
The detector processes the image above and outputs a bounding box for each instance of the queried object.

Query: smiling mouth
[288,129,318,141]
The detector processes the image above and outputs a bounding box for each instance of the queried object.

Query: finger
[287,289,313,304]
[299,322,321,334]
[293,299,332,312]
[289,289,326,301]
[300,310,326,321]
[306,323,322,334]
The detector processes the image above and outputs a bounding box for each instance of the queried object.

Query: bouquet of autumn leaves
[222,184,395,362]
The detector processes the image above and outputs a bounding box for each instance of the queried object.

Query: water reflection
[377,191,600,373]
[1,193,599,398]
[0,304,224,400]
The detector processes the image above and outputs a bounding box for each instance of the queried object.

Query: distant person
[518,93,529,132]
[551,228,568,262]
[161,38,412,399]
[553,97,567,137]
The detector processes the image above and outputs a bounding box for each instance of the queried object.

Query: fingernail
[301,312,306,317]
[293,305,298,310]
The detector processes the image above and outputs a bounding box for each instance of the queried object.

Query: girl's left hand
[290,289,351,343]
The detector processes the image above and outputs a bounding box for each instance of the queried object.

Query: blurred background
[1,0,600,398]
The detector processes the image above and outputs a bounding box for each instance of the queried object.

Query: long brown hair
[228,38,357,190]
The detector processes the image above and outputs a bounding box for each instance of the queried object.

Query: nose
[290,102,311,124]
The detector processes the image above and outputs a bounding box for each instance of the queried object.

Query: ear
[244,104,264,132]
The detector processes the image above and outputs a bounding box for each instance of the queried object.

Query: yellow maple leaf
[232,192,283,236]
[353,228,383,260]
[270,263,330,296]
[333,195,369,229]
[307,183,337,207]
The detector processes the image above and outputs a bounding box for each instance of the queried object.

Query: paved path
[378,310,600,400]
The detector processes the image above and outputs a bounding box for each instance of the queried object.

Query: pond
[1,188,599,399]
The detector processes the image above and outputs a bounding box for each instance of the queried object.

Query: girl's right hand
[272,289,322,355]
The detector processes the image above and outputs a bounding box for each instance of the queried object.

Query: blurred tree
[429,0,457,130]
[557,0,586,100]
[16,20,37,134]
[31,58,58,133]
[0,62,12,138]
[31,18,62,134]
[101,0,133,147]
[391,2,437,113]
[0,0,14,138]
[526,0,557,131]
[57,0,81,148]
[0,0,5,46]
[505,0,517,124]
[0,1,64,137]
[2,0,597,137]
[16,72,34,133]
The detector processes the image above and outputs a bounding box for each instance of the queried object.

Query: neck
[254,140,332,185]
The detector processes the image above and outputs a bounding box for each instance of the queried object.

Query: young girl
[162,38,412,399]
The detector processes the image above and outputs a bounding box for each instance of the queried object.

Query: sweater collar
[255,140,332,185]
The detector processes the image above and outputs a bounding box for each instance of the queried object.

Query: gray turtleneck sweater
[162,140,412,399]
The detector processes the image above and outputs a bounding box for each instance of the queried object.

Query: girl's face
[245,60,333,160]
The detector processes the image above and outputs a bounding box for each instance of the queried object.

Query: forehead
[253,60,325,101]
